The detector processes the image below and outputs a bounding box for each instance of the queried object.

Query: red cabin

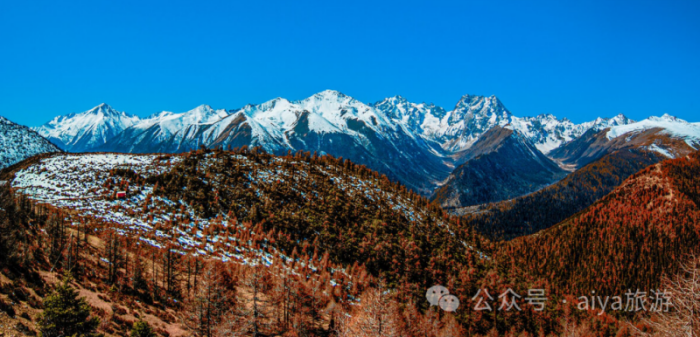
[116,191,127,199]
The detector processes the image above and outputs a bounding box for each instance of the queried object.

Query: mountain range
[1,93,700,336]
[3,130,699,336]
[29,90,676,197]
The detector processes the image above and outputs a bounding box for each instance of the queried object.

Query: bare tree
[217,263,270,337]
[641,255,700,337]
[336,286,401,337]
[181,261,231,337]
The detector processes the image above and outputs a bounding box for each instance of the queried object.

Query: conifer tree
[130,321,156,337]
[37,276,101,337]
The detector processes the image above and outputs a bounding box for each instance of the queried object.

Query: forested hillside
[1,148,698,336]
[496,150,700,296]
[1,149,508,336]
[431,126,567,208]
[462,149,664,239]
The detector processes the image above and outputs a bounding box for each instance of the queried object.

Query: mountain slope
[510,113,633,154]
[0,116,61,170]
[98,105,229,153]
[498,149,700,296]
[34,103,140,152]
[6,149,489,290]
[2,147,679,336]
[431,126,568,208]
[549,114,700,168]
[461,148,665,240]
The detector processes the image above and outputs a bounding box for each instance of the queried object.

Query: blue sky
[1,0,698,126]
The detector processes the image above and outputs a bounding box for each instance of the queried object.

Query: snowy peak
[292,90,388,132]
[310,89,349,101]
[606,114,700,150]
[133,104,230,141]
[454,94,503,109]
[85,103,125,117]
[372,95,448,141]
[611,113,633,125]
[649,113,685,123]
[550,113,698,168]
[450,95,511,122]
[586,113,634,131]
[146,110,175,120]
[34,103,141,152]
[507,113,636,154]
[296,90,365,113]
[243,97,301,130]
[180,104,229,125]
[429,94,514,153]
[373,95,447,120]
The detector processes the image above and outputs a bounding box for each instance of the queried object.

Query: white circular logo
[426,285,449,306]
[439,294,460,312]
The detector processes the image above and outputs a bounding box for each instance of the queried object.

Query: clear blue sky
[1,0,698,126]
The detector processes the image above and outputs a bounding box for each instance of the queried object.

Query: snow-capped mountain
[431,126,567,208]
[373,94,634,155]
[550,114,700,167]
[98,104,230,153]
[203,90,452,193]
[34,103,140,152]
[606,114,700,149]
[510,113,634,154]
[0,116,61,169]
[33,91,670,195]
[372,95,448,140]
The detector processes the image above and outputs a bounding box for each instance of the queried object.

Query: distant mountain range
[550,114,700,167]
[0,89,689,200]
[27,90,670,195]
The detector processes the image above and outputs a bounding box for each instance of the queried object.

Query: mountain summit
[34,103,140,152]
